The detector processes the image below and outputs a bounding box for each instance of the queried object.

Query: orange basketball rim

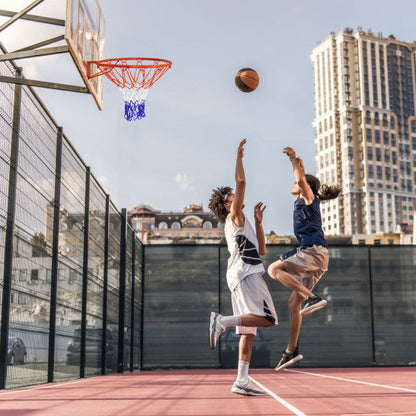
[87,57,172,121]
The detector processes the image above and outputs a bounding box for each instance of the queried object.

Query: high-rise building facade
[311,28,416,235]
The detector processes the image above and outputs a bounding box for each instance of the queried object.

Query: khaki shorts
[279,245,329,290]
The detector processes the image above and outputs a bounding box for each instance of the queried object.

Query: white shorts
[231,272,278,335]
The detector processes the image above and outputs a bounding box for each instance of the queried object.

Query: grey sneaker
[275,347,303,371]
[231,380,266,396]
[300,295,327,316]
[209,312,225,349]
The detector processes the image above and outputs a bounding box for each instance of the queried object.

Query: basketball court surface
[0,367,415,416]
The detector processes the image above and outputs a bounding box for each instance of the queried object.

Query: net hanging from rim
[88,57,172,121]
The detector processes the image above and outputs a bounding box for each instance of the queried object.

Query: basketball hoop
[87,57,172,121]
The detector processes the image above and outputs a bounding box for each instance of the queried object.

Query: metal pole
[140,242,145,371]
[0,0,45,33]
[218,245,222,367]
[118,209,127,373]
[0,67,22,390]
[47,126,63,383]
[368,247,376,365]
[0,10,65,26]
[101,195,110,375]
[80,167,90,378]
[130,230,135,372]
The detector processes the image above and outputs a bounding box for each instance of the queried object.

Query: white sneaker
[300,295,327,316]
[231,380,266,396]
[209,312,225,349]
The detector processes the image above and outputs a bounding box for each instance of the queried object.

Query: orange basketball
[235,68,259,92]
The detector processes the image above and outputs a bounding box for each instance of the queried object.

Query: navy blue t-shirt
[293,195,327,248]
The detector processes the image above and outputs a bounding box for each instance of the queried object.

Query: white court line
[0,378,90,396]
[249,376,307,416]
[286,369,416,393]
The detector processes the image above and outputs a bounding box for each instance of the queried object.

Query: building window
[30,269,39,282]
[366,128,372,142]
[158,222,168,229]
[171,221,180,229]
[203,221,212,229]
[19,270,27,282]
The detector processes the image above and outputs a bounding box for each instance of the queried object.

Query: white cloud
[175,173,196,192]
[96,176,108,188]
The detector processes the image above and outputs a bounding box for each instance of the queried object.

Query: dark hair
[305,174,342,201]
[208,186,232,223]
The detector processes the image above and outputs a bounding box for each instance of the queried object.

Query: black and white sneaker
[209,312,225,349]
[231,380,266,396]
[275,347,303,372]
[300,295,327,316]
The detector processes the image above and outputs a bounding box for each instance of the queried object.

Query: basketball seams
[235,67,259,92]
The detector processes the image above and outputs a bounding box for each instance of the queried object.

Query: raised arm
[231,139,246,227]
[254,202,266,256]
[283,147,315,204]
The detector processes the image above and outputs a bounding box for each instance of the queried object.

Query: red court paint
[0,368,414,416]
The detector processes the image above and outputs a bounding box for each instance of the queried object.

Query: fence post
[367,246,376,365]
[47,126,63,383]
[118,209,127,373]
[139,243,145,370]
[0,68,23,389]
[130,230,135,371]
[101,194,110,375]
[80,167,90,378]
[218,244,222,366]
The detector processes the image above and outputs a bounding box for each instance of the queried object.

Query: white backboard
[65,0,105,110]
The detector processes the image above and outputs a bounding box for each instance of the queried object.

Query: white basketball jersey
[224,214,265,291]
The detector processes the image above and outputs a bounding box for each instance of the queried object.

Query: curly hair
[305,174,342,201]
[208,186,232,223]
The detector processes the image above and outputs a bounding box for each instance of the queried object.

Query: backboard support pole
[0,45,69,62]
[0,0,106,110]
[15,35,65,52]
[0,0,45,33]
[0,9,65,26]
[0,75,89,93]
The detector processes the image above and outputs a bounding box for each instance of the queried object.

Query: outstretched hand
[284,147,305,172]
[283,147,296,161]
[238,139,247,158]
[254,202,266,224]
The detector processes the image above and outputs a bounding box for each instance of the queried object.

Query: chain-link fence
[1,46,415,391]
[143,244,416,370]
[0,47,143,389]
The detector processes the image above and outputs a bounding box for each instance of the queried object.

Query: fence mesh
[1,50,415,391]
[0,55,143,388]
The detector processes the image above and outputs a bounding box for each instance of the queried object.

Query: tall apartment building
[311,28,416,235]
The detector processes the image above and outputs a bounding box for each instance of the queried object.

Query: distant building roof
[129,204,159,216]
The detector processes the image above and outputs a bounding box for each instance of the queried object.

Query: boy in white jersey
[208,139,278,396]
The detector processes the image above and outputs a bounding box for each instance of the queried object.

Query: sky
[1,0,416,234]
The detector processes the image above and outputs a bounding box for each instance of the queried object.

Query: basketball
[235,68,259,92]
